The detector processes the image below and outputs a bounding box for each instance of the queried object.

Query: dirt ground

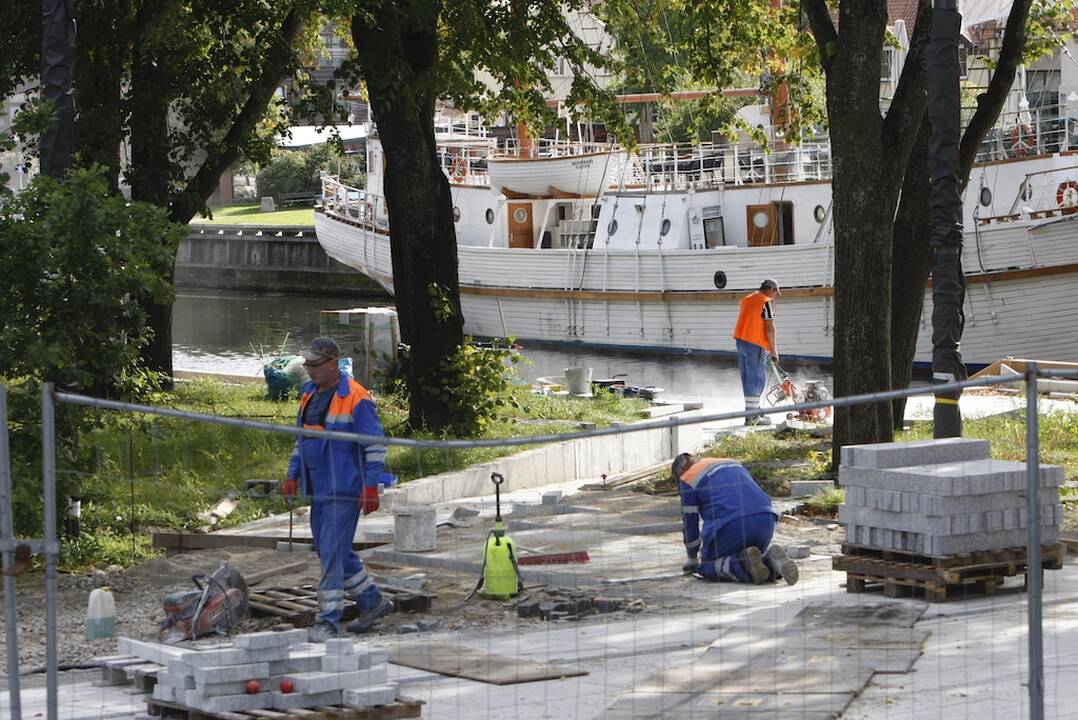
[0,490,842,679]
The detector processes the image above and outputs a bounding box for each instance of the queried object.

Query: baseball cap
[761,278,781,295]
[299,336,340,364]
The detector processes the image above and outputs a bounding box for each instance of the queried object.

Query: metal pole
[1026,363,1043,720]
[41,383,58,720]
[0,386,23,719]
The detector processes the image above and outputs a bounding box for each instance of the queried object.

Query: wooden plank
[344,700,423,720]
[153,533,279,553]
[245,561,309,587]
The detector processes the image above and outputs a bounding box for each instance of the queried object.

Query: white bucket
[564,367,593,396]
[86,587,116,640]
[394,505,437,552]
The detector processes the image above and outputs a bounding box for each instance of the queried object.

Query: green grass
[66,379,648,569]
[803,486,846,516]
[190,203,315,226]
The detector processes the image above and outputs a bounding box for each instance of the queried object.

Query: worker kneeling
[673,454,798,585]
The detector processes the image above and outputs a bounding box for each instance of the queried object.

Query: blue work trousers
[698,511,776,583]
[736,338,768,405]
[310,499,382,629]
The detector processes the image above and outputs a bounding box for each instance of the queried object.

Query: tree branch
[881,0,931,182]
[958,0,1033,188]
[804,0,838,72]
[169,7,307,224]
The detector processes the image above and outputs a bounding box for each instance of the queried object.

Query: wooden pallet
[834,543,1065,603]
[249,584,434,627]
[146,697,423,720]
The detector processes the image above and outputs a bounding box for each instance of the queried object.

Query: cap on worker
[299,336,340,363]
[760,278,781,295]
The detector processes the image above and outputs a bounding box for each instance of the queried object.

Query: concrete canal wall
[383,409,715,506]
[176,224,387,296]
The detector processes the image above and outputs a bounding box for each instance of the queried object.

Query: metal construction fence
[0,365,1072,720]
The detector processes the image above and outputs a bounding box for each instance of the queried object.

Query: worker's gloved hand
[282,478,298,502]
[682,557,699,575]
[770,352,780,364]
[361,485,380,515]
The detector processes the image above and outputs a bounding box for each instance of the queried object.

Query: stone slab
[270,689,343,710]
[155,672,196,690]
[232,629,308,650]
[788,602,926,630]
[605,691,857,719]
[635,661,874,696]
[839,503,1062,535]
[844,522,1060,555]
[195,679,271,698]
[192,662,269,685]
[151,685,176,703]
[838,460,1063,495]
[284,666,387,694]
[116,638,188,666]
[389,642,588,685]
[844,485,1059,514]
[324,638,355,656]
[183,689,272,713]
[343,684,398,708]
[798,625,932,651]
[179,648,252,667]
[322,653,364,673]
[842,438,990,469]
[789,480,836,498]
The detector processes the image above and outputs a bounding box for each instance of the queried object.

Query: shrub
[255,143,365,200]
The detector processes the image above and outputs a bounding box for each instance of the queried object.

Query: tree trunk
[890,119,932,427]
[130,11,175,379]
[352,2,465,431]
[824,3,896,464]
[73,0,127,192]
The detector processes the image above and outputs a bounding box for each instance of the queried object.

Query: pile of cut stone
[839,437,1062,555]
[118,631,397,714]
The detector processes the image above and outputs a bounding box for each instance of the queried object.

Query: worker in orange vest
[732,278,781,425]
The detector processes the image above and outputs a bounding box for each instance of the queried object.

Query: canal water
[173,290,830,410]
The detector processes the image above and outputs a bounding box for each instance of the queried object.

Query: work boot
[307,621,338,643]
[737,547,770,585]
[346,596,394,634]
[766,545,800,586]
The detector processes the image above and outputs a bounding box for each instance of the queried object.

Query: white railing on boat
[320,176,386,231]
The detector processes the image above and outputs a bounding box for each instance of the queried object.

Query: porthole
[452,206,461,222]
[660,218,672,236]
[979,187,992,207]
[713,271,727,289]
[513,207,528,224]
[485,208,495,224]
[813,205,826,223]
[607,219,618,235]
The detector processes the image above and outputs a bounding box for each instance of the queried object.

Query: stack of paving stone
[119,631,397,714]
[838,437,1062,556]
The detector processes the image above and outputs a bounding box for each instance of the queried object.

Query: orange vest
[732,291,773,352]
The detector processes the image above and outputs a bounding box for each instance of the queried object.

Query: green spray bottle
[470,472,523,600]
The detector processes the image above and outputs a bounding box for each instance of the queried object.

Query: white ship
[315,112,1078,367]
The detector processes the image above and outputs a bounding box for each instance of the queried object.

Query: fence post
[41,383,59,720]
[1,386,23,719]
[1025,363,1043,720]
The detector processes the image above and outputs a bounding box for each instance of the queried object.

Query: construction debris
[513,589,636,621]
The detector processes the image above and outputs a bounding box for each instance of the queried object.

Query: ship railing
[1005,166,1078,218]
[970,102,1077,163]
[494,138,621,159]
[630,138,833,190]
[320,175,387,229]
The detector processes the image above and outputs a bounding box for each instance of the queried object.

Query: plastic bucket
[564,367,593,395]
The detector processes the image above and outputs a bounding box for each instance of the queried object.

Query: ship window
[513,207,528,224]
[607,219,618,236]
[660,218,672,236]
[485,208,495,224]
[813,205,826,223]
[453,206,461,222]
[713,271,727,289]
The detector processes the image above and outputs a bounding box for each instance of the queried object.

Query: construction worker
[282,337,396,641]
[732,278,781,425]
[673,453,798,585]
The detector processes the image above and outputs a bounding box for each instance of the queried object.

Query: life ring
[1057,180,1078,209]
[449,154,467,181]
[1008,124,1035,156]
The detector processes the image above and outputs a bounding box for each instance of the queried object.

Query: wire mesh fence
[0,367,1073,719]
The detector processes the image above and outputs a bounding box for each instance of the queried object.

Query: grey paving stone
[844,522,1060,555]
[790,480,836,497]
[847,486,1059,515]
[843,438,990,469]
[151,685,176,703]
[192,662,269,685]
[788,602,926,630]
[324,638,354,656]
[233,629,308,650]
[194,679,271,698]
[179,648,252,667]
[839,503,1060,536]
[343,684,398,708]
[839,461,1063,495]
[270,689,343,710]
[183,689,272,713]
[322,653,363,673]
[284,666,388,694]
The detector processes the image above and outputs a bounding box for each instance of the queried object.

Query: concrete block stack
[119,630,398,713]
[839,437,1062,556]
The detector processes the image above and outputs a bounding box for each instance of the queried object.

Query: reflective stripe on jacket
[286,375,388,500]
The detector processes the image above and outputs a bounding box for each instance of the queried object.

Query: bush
[0,165,180,539]
[255,143,365,200]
